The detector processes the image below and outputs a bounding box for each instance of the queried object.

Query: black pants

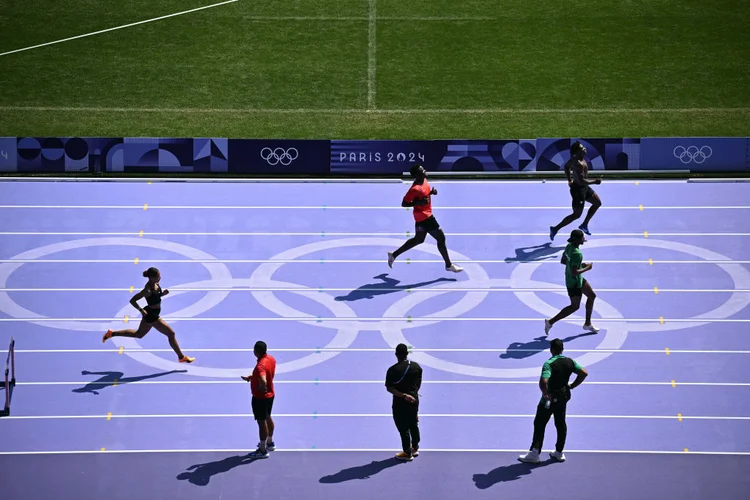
[393,403,420,454]
[531,400,567,453]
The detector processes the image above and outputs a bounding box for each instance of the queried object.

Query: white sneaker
[583,324,599,333]
[545,319,552,336]
[518,450,541,464]
[446,264,463,273]
[550,451,566,462]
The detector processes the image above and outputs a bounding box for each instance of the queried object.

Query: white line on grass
[0,106,747,114]
[0,448,747,456]
[0,0,238,58]
[368,0,377,109]
[3,412,747,421]
[240,16,500,21]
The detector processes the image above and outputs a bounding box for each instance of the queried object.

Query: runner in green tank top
[544,229,599,335]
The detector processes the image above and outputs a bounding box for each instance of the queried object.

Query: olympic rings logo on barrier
[260,147,299,166]
[673,145,712,164]
[0,236,748,379]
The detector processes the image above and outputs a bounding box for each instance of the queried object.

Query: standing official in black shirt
[385,343,423,461]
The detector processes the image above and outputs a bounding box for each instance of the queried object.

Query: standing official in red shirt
[388,164,463,273]
[241,341,276,459]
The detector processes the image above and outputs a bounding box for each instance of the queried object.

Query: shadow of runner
[500,332,598,360]
[73,369,187,395]
[505,243,564,263]
[335,273,457,301]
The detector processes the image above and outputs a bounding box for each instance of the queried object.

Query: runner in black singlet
[549,141,602,240]
[102,267,195,363]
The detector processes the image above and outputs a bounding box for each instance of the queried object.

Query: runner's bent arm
[129,289,148,315]
[569,251,592,275]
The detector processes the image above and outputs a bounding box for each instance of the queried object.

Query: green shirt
[540,355,583,404]
[564,243,584,288]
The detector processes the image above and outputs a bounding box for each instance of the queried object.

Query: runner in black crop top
[101,267,195,364]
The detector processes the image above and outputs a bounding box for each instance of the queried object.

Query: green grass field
[1,0,748,139]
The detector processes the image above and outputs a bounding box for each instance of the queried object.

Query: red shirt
[403,180,432,222]
[251,354,276,399]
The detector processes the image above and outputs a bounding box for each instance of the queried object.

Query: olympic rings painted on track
[0,238,232,331]
[246,237,491,331]
[2,235,748,379]
[380,278,629,378]
[509,237,750,333]
[110,278,360,377]
[249,237,627,378]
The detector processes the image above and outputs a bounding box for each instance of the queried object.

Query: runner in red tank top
[388,164,463,273]
[241,340,276,458]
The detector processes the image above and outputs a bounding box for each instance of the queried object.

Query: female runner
[102,267,195,363]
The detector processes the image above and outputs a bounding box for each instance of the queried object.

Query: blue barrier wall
[0,137,747,175]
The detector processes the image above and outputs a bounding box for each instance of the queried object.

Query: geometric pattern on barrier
[534,138,641,172]
[2,136,747,174]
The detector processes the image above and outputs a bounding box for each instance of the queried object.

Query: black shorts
[144,308,160,323]
[252,396,274,421]
[567,279,587,297]
[415,215,440,233]
[570,184,595,209]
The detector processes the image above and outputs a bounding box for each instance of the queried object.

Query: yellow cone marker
[101,448,106,451]
[143,204,148,210]
[671,380,676,388]
[124,315,129,323]
[129,286,134,293]
[118,346,124,354]
[678,413,683,422]
[139,230,144,237]
[659,316,665,324]
[106,412,112,420]
[639,204,644,211]
[665,348,670,355]
[648,258,654,265]
[113,379,118,387]
[134,257,139,265]
[644,231,649,238]
[654,287,659,294]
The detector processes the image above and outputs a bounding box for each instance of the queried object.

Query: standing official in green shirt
[518,339,588,464]
[545,229,599,335]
